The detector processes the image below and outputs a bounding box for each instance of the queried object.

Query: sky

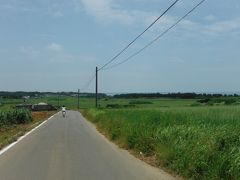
[0,0,240,93]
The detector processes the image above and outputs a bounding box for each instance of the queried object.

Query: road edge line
[0,113,57,157]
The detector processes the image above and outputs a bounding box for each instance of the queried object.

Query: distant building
[16,102,56,111]
[32,103,56,111]
[22,96,30,100]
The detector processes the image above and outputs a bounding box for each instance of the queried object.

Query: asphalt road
[0,111,175,180]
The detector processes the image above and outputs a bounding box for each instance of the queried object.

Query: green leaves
[0,109,32,127]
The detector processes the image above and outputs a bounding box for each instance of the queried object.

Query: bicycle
[62,111,66,118]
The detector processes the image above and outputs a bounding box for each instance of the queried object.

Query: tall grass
[83,106,240,179]
[0,109,32,126]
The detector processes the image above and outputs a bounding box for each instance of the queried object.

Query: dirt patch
[32,111,55,121]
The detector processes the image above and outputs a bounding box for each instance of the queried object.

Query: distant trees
[0,91,41,99]
[0,91,107,99]
[0,91,239,100]
[113,93,239,99]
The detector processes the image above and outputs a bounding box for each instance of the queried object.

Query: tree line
[1,91,239,100]
[113,93,239,99]
[0,91,107,99]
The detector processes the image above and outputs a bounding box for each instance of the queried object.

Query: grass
[83,106,240,179]
[1,95,240,179]
[0,96,95,110]
[0,96,198,110]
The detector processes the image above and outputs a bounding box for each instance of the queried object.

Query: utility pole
[58,93,60,108]
[78,89,80,110]
[95,66,98,108]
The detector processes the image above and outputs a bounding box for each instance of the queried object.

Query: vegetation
[0,97,57,150]
[0,91,106,99]
[83,106,240,179]
[0,96,197,110]
[0,109,32,126]
[129,100,153,105]
[198,98,238,106]
[0,111,54,150]
[114,93,239,99]
[1,92,240,179]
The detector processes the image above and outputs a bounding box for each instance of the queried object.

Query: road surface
[0,111,175,180]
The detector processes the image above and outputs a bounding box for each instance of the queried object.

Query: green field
[0,96,199,110]
[1,95,240,179]
[1,94,239,110]
[81,98,240,179]
[0,96,94,110]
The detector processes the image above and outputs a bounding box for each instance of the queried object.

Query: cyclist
[62,105,66,117]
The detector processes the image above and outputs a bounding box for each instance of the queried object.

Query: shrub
[106,104,136,109]
[106,104,121,109]
[0,109,32,127]
[224,98,237,105]
[197,98,211,103]
[129,101,153,105]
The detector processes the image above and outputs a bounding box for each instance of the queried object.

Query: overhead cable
[98,0,180,71]
[81,72,96,92]
[102,0,206,71]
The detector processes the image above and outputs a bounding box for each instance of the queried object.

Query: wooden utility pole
[58,93,60,108]
[95,66,98,108]
[78,89,80,110]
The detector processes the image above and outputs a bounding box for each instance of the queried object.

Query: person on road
[62,105,66,117]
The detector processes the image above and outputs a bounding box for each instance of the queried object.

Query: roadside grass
[0,111,55,150]
[83,106,240,179]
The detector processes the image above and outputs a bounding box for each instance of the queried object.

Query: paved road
[0,111,175,180]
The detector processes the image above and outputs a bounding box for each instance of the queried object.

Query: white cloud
[78,0,133,24]
[204,18,240,35]
[20,47,40,57]
[19,43,97,64]
[175,17,240,37]
[175,0,196,9]
[0,1,64,18]
[73,0,83,12]
[74,0,240,39]
[204,15,217,21]
[78,55,97,63]
[47,42,63,52]
[0,1,39,14]
[45,43,78,63]
[151,15,240,39]
[48,53,74,63]
[74,0,161,25]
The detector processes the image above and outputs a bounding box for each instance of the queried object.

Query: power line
[101,0,206,71]
[81,72,96,92]
[98,0,180,71]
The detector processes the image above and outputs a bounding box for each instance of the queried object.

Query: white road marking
[0,113,56,156]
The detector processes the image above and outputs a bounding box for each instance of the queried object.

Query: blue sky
[0,0,240,93]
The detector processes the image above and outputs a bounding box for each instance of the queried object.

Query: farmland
[1,94,240,179]
[80,96,240,179]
